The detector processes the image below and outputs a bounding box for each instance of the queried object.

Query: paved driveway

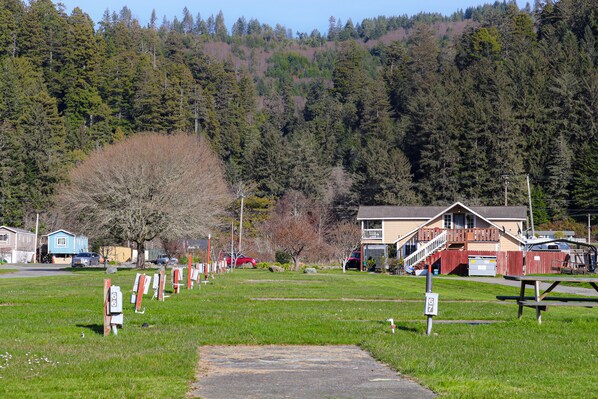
[192,345,435,399]
[0,264,76,278]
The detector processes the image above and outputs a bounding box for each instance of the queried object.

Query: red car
[345,249,361,269]
[224,254,257,268]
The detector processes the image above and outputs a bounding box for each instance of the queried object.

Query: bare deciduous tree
[327,221,362,272]
[54,133,230,268]
[264,191,317,271]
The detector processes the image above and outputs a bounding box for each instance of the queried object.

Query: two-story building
[0,226,36,264]
[357,202,528,275]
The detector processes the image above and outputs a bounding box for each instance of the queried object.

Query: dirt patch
[0,303,15,306]
[191,345,435,399]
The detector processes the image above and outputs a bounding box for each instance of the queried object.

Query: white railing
[362,229,383,240]
[403,231,447,273]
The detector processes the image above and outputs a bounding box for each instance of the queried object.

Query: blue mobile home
[47,230,88,263]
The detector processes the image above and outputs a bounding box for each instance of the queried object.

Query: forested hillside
[0,0,596,236]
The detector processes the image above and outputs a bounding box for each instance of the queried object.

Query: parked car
[71,252,101,267]
[345,249,361,269]
[529,242,571,252]
[155,254,177,265]
[224,254,257,268]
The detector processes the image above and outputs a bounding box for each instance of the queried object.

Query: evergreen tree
[0,0,24,58]
[250,122,288,197]
[544,133,573,220]
[571,141,598,211]
[354,139,419,205]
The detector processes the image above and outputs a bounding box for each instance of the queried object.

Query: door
[453,214,465,229]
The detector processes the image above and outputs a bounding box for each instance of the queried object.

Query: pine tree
[0,0,24,58]
[571,141,598,211]
[132,56,164,131]
[544,133,573,220]
[250,123,288,197]
[354,139,419,205]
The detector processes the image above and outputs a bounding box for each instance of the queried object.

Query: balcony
[418,227,499,243]
[362,229,383,240]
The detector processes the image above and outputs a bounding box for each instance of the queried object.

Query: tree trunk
[292,255,300,271]
[136,241,146,269]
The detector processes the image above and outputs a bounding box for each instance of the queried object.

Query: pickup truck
[224,254,257,268]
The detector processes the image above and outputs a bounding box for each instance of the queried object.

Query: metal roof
[357,204,527,220]
[0,225,35,235]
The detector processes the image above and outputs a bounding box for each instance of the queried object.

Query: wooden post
[207,234,211,274]
[187,254,192,289]
[135,275,145,312]
[103,279,111,336]
[173,268,180,294]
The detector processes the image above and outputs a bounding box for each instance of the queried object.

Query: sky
[59,0,529,35]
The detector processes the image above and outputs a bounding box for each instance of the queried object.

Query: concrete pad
[191,345,435,399]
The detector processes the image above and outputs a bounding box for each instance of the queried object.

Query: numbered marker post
[424,269,438,336]
[104,279,123,336]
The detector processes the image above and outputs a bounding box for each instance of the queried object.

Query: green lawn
[1,269,597,398]
[0,268,17,275]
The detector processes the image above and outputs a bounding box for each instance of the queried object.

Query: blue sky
[59,0,529,34]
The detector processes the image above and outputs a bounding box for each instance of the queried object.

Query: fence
[435,250,568,275]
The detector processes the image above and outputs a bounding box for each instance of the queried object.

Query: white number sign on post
[424,293,439,316]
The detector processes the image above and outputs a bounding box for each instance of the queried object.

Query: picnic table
[497,275,598,323]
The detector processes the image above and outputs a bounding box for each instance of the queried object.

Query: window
[466,214,475,229]
[0,234,7,242]
[363,220,382,229]
[362,220,383,240]
[56,237,67,247]
[443,214,452,229]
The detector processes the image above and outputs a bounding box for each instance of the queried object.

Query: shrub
[275,251,292,264]
[273,262,292,271]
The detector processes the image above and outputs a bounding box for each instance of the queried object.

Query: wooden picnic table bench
[497,275,598,323]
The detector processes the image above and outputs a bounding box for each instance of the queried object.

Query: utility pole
[33,212,39,263]
[238,194,245,255]
[588,213,592,244]
[502,175,509,206]
[526,174,535,238]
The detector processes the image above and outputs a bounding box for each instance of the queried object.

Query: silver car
[71,252,101,267]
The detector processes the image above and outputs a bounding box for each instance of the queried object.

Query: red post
[103,279,111,336]
[206,234,212,272]
[135,275,145,312]
[173,269,180,294]
[187,254,192,289]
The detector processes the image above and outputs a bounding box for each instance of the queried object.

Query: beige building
[0,226,36,264]
[357,202,527,272]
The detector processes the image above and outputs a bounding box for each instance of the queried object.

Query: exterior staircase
[403,231,447,274]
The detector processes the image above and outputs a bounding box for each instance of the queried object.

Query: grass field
[1,268,598,398]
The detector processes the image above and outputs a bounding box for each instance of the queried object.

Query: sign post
[103,279,111,336]
[158,269,165,301]
[424,268,438,336]
[187,254,192,289]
